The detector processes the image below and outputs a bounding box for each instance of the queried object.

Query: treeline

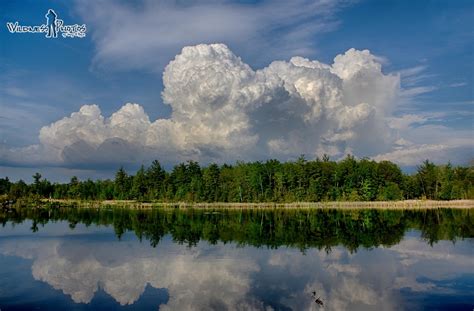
[1,156,473,202]
[2,207,473,250]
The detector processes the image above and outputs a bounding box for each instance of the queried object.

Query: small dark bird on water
[315,297,324,307]
[311,291,324,307]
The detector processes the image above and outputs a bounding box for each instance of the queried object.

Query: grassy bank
[36,199,474,209]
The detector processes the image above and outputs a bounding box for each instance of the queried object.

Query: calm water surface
[0,207,472,310]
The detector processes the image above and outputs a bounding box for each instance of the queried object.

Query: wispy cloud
[448,82,467,88]
[396,65,437,98]
[74,0,353,71]
[397,65,427,78]
[400,86,437,97]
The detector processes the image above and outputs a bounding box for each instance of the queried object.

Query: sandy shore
[41,199,474,209]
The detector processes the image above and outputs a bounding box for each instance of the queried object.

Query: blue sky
[1,0,472,182]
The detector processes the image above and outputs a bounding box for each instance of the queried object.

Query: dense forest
[1,207,472,250]
[1,156,473,202]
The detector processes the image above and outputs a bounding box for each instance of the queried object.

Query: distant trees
[417,160,439,199]
[0,157,473,202]
[114,167,130,200]
[146,160,166,199]
[29,173,53,198]
[202,163,220,202]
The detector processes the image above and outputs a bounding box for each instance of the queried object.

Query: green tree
[202,163,220,202]
[114,167,130,199]
[378,182,403,200]
[9,180,29,199]
[417,160,439,199]
[146,160,166,200]
[131,166,147,200]
[438,163,454,200]
[360,179,376,201]
[0,177,11,195]
[32,172,42,195]
[68,176,80,198]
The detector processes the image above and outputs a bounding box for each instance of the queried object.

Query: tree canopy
[1,157,473,202]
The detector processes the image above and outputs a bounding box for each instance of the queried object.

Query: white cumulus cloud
[2,43,471,169]
[1,44,407,167]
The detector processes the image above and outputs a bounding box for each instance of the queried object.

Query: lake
[0,207,472,310]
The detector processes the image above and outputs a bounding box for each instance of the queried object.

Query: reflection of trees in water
[1,207,472,250]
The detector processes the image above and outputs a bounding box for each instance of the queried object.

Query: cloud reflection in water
[0,224,472,310]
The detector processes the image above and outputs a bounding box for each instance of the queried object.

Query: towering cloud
[2,44,406,167]
[7,43,470,168]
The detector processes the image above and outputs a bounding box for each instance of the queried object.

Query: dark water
[0,207,473,310]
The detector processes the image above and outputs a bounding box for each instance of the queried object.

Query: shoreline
[39,199,474,209]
